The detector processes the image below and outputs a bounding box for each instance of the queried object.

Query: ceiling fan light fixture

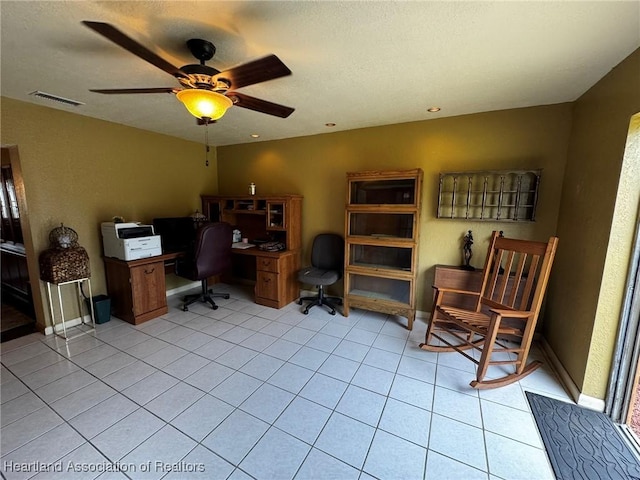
[177,89,233,121]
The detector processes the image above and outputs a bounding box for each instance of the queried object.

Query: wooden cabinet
[433,264,528,311]
[343,169,423,329]
[104,255,169,325]
[201,194,303,309]
[434,264,483,311]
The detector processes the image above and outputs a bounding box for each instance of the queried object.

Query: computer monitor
[152,217,196,253]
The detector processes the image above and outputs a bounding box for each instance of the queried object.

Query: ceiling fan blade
[215,55,291,89]
[227,92,294,118]
[90,88,178,94]
[83,21,187,79]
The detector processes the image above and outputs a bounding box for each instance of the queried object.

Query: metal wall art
[437,169,541,221]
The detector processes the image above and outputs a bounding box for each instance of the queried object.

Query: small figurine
[462,230,475,271]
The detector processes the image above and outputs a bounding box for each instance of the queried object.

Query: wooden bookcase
[343,169,423,329]
[201,194,302,308]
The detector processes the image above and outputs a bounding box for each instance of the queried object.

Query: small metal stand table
[45,277,96,341]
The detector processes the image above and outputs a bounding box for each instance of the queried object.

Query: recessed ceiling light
[325,123,336,127]
[427,107,441,113]
[250,134,260,138]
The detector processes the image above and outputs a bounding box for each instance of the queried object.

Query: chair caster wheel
[182,306,189,312]
[303,309,309,315]
[212,305,219,310]
[223,294,230,299]
[330,310,336,315]
[297,299,303,305]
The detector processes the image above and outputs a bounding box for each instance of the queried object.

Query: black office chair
[297,233,344,315]
[175,222,232,311]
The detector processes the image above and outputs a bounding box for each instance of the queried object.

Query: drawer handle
[263,278,271,283]
[144,268,155,274]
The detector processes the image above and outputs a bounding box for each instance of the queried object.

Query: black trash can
[86,295,111,324]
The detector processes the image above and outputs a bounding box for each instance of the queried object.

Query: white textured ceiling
[1,1,639,147]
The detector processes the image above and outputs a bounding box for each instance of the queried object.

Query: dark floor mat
[527,391,640,480]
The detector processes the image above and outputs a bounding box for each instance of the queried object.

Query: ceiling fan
[82,21,295,123]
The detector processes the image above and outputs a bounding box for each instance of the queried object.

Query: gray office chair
[175,222,232,311]
[297,233,344,315]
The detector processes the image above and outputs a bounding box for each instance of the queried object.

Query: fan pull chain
[204,121,210,167]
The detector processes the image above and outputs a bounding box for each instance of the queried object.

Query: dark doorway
[1,147,36,341]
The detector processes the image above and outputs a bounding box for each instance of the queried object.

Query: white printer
[101,222,162,261]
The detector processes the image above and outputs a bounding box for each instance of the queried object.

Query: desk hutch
[201,194,303,309]
[104,195,302,325]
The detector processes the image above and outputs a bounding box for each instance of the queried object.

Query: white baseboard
[298,288,315,298]
[44,316,84,335]
[539,336,606,412]
[44,282,200,335]
[577,392,607,412]
[166,281,200,297]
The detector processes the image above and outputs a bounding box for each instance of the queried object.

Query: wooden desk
[104,253,181,325]
[104,248,300,325]
[232,247,300,309]
[201,194,303,310]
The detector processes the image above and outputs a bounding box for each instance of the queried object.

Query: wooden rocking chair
[420,231,558,389]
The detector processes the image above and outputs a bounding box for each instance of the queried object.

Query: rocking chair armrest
[488,308,533,319]
[432,286,481,297]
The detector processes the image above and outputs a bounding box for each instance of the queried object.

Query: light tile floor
[0,284,571,480]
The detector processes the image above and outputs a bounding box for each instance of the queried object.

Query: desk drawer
[256,256,280,273]
[256,271,279,301]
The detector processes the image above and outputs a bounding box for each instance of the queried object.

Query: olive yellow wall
[545,48,640,399]
[1,97,218,330]
[217,104,573,317]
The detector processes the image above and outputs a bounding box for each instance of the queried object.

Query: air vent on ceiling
[28,91,85,107]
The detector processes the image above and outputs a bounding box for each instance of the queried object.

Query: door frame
[605,113,640,430]
[606,210,640,424]
[1,145,45,330]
